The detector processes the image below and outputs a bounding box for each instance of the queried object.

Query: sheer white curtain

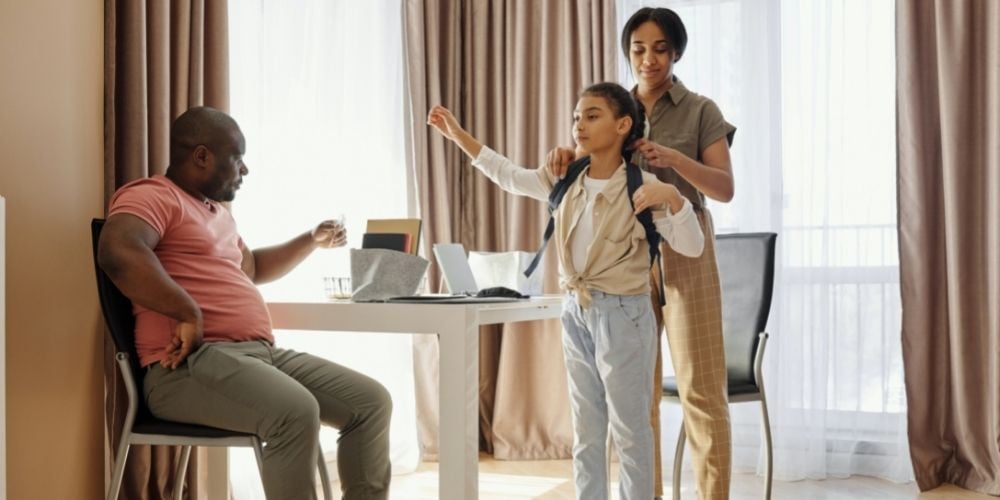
[228,1,418,498]
[618,0,911,482]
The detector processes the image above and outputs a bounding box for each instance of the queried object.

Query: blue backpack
[523,156,666,305]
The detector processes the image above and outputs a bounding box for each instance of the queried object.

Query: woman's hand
[632,180,684,215]
[634,136,735,202]
[427,105,464,142]
[633,138,682,169]
[544,146,576,178]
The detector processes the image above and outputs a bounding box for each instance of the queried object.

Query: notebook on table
[362,232,409,252]
[365,219,421,255]
[386,243,528,303]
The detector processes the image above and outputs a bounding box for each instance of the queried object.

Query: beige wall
[0,0,105,498]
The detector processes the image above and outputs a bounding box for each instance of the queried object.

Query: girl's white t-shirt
[570,175,611,273]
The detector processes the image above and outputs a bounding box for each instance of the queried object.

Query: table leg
[437,314,479,500]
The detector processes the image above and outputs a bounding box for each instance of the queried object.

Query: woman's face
[572,95,629,155]
[629,21,676,89]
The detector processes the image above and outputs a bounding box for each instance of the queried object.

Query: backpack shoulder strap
[626,163,666,306]
[524,157,590,277]
[625,163,660,262]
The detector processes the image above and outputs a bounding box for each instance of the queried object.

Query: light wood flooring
[327,455,996,499]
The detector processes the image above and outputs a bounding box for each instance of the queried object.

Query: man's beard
[205,177,238,202]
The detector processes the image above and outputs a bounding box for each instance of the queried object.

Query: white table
[267,296,564,500]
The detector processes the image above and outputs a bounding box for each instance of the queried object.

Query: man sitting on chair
[98,106,391,500]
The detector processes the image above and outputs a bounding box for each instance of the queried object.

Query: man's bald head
[169,106,243,167]
[166,107,248,202]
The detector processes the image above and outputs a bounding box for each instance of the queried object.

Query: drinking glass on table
[323,276,352,300]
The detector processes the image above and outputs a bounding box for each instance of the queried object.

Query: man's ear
[192,145,213,170]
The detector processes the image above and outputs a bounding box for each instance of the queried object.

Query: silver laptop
[387,243,525,303]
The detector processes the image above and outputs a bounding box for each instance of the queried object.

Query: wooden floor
[328,455,995,499]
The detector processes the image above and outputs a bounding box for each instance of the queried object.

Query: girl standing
[428,82,704,500]
[549,8,738,499]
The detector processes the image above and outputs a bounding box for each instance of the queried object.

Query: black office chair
[663,232,777,500]
[92,219,333,500]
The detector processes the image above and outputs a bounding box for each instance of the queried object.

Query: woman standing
[628,7,735,499]
[548,7,736,499]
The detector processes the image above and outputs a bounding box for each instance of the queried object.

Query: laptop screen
[433,243,479,295]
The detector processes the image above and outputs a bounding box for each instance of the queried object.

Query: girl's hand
[633,138,681,169]
[426,105,485,159]
[632,181,682,214]
[427,105,464,141]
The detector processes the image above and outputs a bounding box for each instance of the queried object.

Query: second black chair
[663,232,777,500]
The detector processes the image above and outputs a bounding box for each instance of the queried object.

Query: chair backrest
[91,218,150,419]
[716,232,777,386]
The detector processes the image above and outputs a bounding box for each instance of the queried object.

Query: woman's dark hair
[620,7,688,62]
[580,82,646,159]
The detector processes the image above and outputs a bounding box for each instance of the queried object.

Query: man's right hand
[161,318,204,369]
[545,147,577,178]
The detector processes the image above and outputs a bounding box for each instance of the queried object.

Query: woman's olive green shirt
[632,77,736,210]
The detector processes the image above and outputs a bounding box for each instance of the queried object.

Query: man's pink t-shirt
[108,175,274,367]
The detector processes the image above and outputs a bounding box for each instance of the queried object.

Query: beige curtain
[897,0,1000,494]
[103,0,229,497]
[403,0,617,459]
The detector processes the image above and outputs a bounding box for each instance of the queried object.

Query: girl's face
[572,95,630,155]
[629,21,676,89]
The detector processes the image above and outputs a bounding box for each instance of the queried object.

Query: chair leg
[252,436,265,476]
[173,445,192,500]
[673,421,686,500]
[317,443,333,500]
[606,428,614,500]
[106,440,131,500]
[760,398,773,500]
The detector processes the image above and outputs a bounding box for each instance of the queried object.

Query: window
[617,0,909,480]
[228,1,417,496]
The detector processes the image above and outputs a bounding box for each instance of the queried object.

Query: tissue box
[349,248,429,302]
[468,251,543,296]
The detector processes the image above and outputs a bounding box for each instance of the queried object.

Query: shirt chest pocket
[601,208,644,244]
[661,132,699,159]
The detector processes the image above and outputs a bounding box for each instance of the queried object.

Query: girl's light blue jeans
[561,290,657,500]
